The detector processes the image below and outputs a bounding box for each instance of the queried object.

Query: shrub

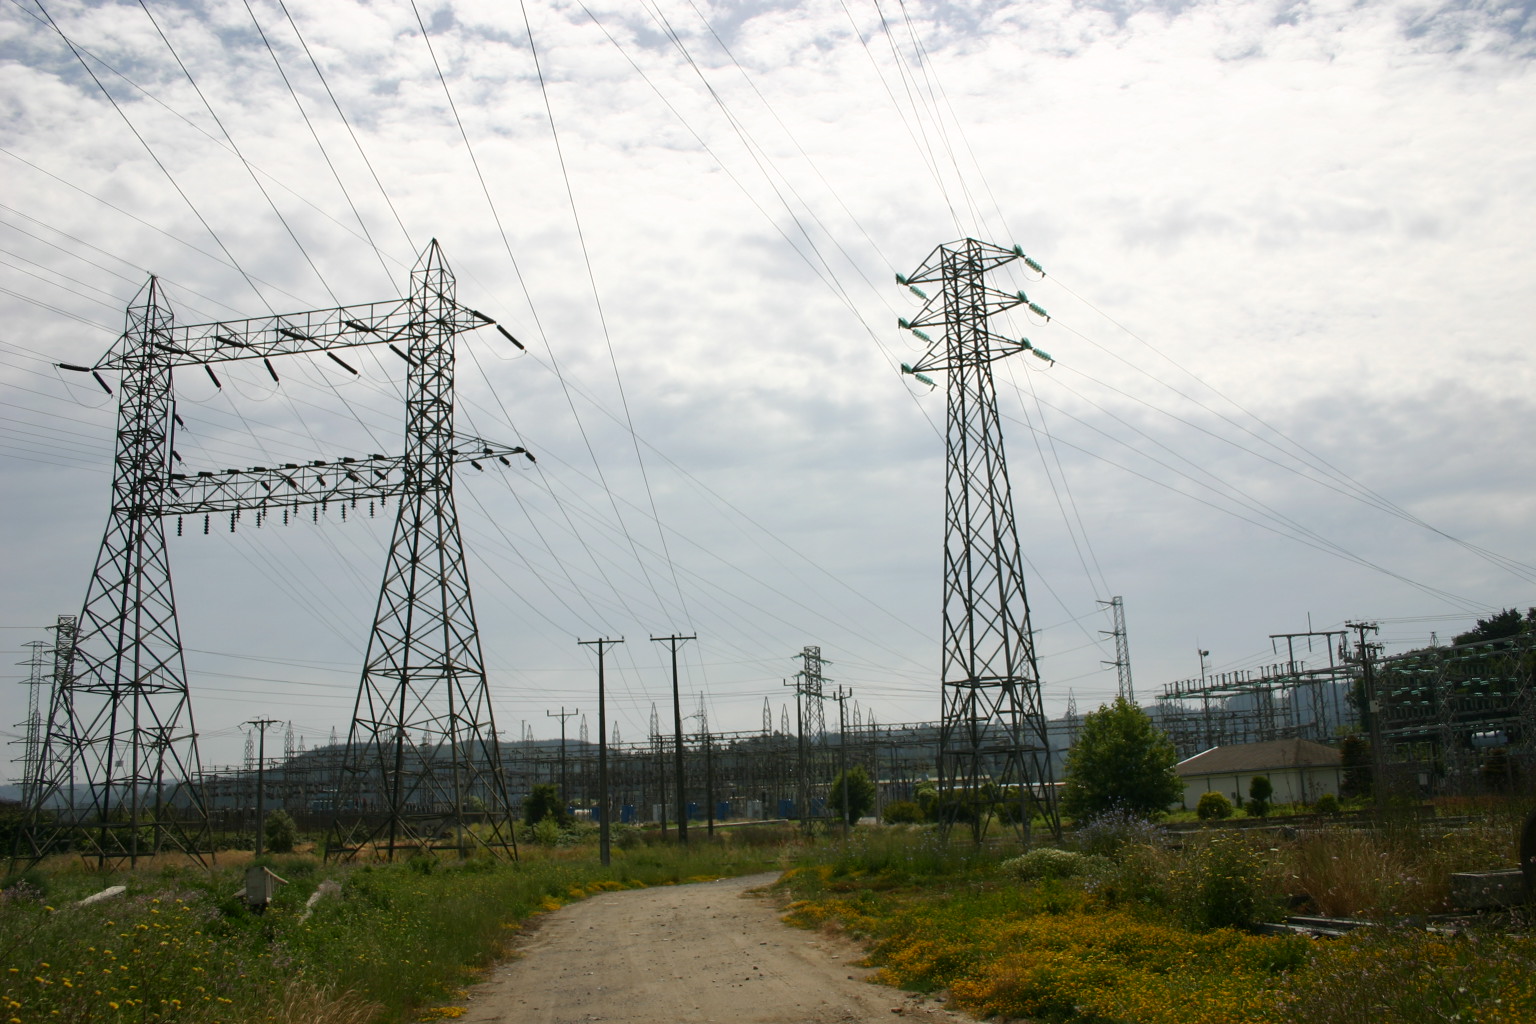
[264,808,298,853]
[1003,847,1089,881]
[1072,807,1165,859]
[522,783,568,827]
[1312,792,1340,816]
[1196,791,1233,820]
[1177,834,1279,931]
[882,800,925,824]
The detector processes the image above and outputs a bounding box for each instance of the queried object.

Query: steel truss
[22,241,522,866]
[901,238,1059,841]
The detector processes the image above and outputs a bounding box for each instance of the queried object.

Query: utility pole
[652,634,696,845]
[783,677,807,829]
[899,238,1061,843]
[690,694,715,838]
[1345,621,1383,810]
[247,719,279,857]
[579,638,622,866]
[546,707,578,810]
[1098,597,1134,702]
[833,687,852,838]
[1198,649,1213,749]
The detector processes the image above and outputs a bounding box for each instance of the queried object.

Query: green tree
[1453,608,1535,646]
[521,783,568,827]
[1247,775,1272,818]
[263,808,298,854]
[828,765,877,825]
[1060,697,1182,820]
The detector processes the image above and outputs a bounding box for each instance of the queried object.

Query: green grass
[778,820,1536,1024]
[0,836,789,1024]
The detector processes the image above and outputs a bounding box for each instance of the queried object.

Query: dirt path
[458,871,967,1024]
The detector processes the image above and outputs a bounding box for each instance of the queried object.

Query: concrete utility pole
[246,718,280,857]
[652,634,696,845]
[546,707,578,809]
[579,638,623,866]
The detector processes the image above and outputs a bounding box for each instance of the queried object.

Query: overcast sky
[1,0,1533,779]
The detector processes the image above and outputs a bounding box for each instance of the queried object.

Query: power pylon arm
[161,440,533,516]
[91,298,521,370]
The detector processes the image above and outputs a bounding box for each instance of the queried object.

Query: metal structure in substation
[899,238,1061,842]
[20,241,528,866]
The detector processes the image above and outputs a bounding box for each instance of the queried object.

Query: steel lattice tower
[900,237,1060,841]
[23,241,525,866]
[327,243,518,860]
[21,283,211,867]
[1100,596,1134,702]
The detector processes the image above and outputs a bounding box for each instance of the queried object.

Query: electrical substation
[8,237,1534,862]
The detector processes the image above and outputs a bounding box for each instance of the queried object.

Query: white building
[1175,738,1342,811]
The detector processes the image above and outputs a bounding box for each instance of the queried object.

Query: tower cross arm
[161,439,531,515]
[95,296,497,369]
[908,331,1040,374]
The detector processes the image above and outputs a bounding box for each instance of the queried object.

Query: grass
[0,832,791,1024]
[778,806,1536,1024]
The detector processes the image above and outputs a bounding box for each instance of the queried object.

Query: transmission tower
[26,240,525,866]
[22,281,210,867]
[1099,596,1134,702]
[13,639,50,810]
[899,237,1061,841]
[328,243,524,861]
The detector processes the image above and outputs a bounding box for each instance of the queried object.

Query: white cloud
[0,0,1533,776]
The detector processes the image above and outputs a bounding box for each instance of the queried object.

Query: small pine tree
[1247,776,1273,818]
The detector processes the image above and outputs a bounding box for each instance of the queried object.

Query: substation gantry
[899,238,1061,842]
[22,241,525,867]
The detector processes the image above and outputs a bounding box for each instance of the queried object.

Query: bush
[882,800,925,825]
[1312,792,1341,816]
[263,808,298,853]
[1196,791,1233,820]
[1177,834,1279,931]
[1002,847,1089,881]
[1072,807,1165,859]
[522,783,568,827]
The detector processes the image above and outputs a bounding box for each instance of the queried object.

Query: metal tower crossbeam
[161,438,529,515]
[91,297,500,370]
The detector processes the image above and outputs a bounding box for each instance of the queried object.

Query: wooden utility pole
[546,707,578,809]
[579,638,623,866]
[652,634,696,845]
[246,718,279,857]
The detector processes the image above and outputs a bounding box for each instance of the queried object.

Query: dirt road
[458,871,967,1024]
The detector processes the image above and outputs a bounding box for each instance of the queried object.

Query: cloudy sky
[1,0,1533,778]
